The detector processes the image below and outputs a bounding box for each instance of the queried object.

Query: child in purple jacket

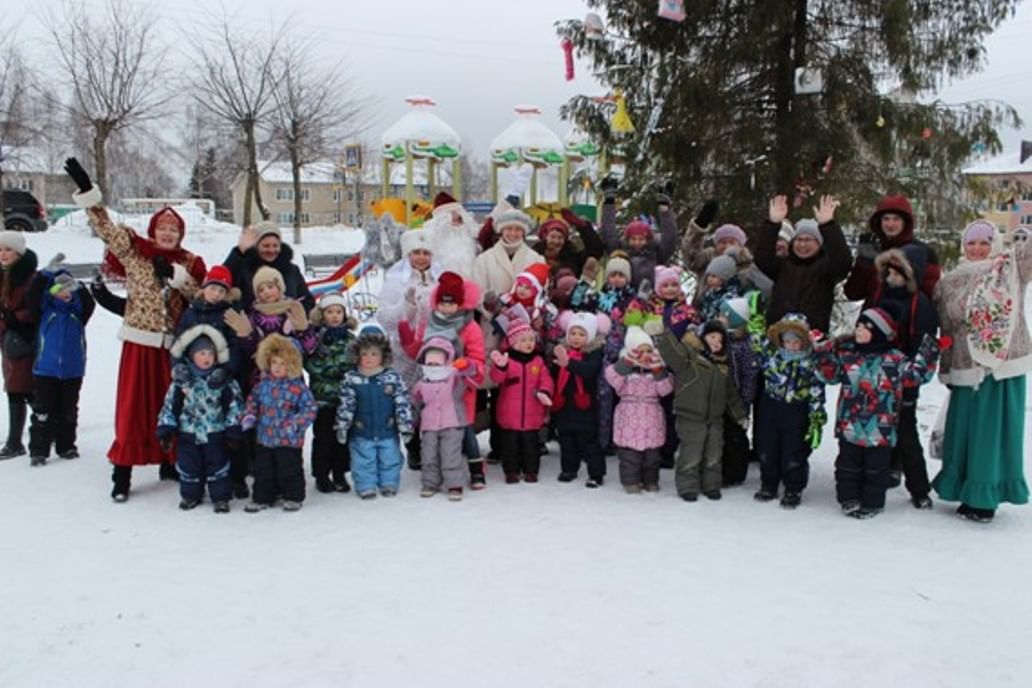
[240,334,317,512]
[410,337,476,501]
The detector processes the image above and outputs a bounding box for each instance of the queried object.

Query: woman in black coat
[223,223,315,312]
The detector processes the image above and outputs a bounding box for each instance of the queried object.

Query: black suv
[3,189,47,232]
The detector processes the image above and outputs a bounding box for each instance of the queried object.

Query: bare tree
[269,41,369,242]
[187,13,288,226]
[45,0,170,200]
[0,34,34,191]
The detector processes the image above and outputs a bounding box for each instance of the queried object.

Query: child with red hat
[488,262,556,353]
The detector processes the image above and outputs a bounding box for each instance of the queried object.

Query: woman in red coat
[0,231,38,459]
[66,159,206,501]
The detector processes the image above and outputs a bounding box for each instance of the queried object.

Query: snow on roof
[962,151,1032,176]
[381,97,462,157]
[491,106,564,166]
[258,160,339,184]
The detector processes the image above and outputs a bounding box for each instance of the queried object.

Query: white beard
[425,211,479,279]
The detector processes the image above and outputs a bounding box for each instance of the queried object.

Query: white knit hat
[400,229,432,255]
[318,293,347,312]
[254,221,281,242]
[0,231,27,255]
[619,325,654,359]
[566,311,598,342]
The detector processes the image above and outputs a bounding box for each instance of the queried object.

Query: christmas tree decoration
[562,39,575,81]
[611,90,636,135]
[584,12,605,40]
[921,127,934,139]
[875,114,885,128]
[657,0,686,22]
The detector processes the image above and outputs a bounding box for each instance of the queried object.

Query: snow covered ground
[1,214,1031,687]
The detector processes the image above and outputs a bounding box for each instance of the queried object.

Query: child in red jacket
[489,319,554,483]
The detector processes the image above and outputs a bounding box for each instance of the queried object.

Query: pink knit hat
[712,223,747,246]
[654,265,681,289]
[624,220,652,240]
[506,319,534,347]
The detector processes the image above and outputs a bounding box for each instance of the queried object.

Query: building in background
[962,151,1032,243]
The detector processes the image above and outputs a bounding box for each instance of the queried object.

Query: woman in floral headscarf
[932,220,1031,523]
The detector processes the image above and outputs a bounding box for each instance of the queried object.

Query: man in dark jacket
[223,223,315,312]
[754,195,854,333]
[843,194,941,302]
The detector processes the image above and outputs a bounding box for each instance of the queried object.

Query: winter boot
[111,465,132,502]
[213,501,230,513]
[839,499,861,515]
[469,460,487,490]
[333,477,351,493]
[159,462,179,482]
[233,480,250,499]
[0,397,28,459]
[704,490,722,501]
[585,478,602,489]
[557,472,577,483]
[315,477,335,494]
[624,484,643,494]
[58,448,79,460]
[30,455,47,467]
[447,488,463,502]
[379,487,397,497]
[911,495,933,510]
[957,503,994,523]
[244,501,269,513]
[779,491,802,509]
[179,498,201,511]
[420,486,437,498]
[523,473,538,483]
[643,483,659,493]
[754,487,778,502]
[282,500,303,512]
[848,507,882,520]
[681,492,698,502]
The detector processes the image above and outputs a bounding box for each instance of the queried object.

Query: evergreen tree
[557,0,1021,230]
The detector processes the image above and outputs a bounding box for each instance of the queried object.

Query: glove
[453,357,470,371]
[64,157,93,193]
[398,321,416,349]
[599,174,620,202]
[287,300,308,331]
[152,256,173,281]
[224,309,253,338]
[654,179,675,206]
[855,233,879,262]
[580,256,599,284]
[804,411,827,449]
[171,363,191,384]
[612,360,633,376]
[559,207,589,230]
[694,199,720,230]
[642,318,665,337]
[535,391,552,407]
[208,367,230,389]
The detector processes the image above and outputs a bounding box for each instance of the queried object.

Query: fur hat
[767,312,811,350]
[962,219,995,245]
[604,255,631,281]
[704,254,737,281]
[436,271,465,305]
[400,229,432,256]
[623,220,652,241]
[202,265,233,290]
[171,323,231,365]
[875,249,918,293]
[505,318,535,347]
[857,307,898,344]
[565,311,599,342]
[494,209,534,235]
[431,191,463,218]
[255,333,304,377]
[252,265,286,297]
[349,328,393,367]
[719,297,750,330]
[538,218,569,242]
[712,224,747,246]
[147,207,185,243]
[0,230,27,255]
[654,265,681,289]
[700,319,728,352]
[793,218,823,246]
[254,221,281,243]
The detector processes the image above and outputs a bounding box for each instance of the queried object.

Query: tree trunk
[93,124,110,201]
[290,143,302,244]
[243,120,269,224]
[772,0,809,194]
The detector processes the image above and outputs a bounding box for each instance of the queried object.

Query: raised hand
[768,195,789,224]
[64,158,93,193]
[224,309,254,338]
[287,300,308,331]
[553,344,569,368]
[695,199,720,229]
[238,225,259,253]
[490,350,509,368]
[813,195,839,225]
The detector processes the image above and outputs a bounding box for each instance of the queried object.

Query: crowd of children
[16,178,1018,525]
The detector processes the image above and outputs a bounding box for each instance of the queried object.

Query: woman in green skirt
[932,220,1031,523]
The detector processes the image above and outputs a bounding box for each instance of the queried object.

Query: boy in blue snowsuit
[336,328,414,499]
[157,325,244,512]
[28,270,95,466]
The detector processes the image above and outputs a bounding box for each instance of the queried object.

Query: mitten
[694,199,720,230]
[612,360,633,376]
[937,335,953,351]
[453,357,470,371]
[804,410,827,449]
[599,174,620,203]
[635,278,653,302]
[398,321,416,349]
[224,309,253,338]
[65,157,103,208]
[152,256,173,281]
[642,317,665,337]
[655,179,675,207]
[580,256,599,284]
[208,367,230,389]
[560,207,589,230]
[287,301,308,331]
[482,290,499,314]
[535,391,552,407]
[171,363,191,384]
[856,233,879,262]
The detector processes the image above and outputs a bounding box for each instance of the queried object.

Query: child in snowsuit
[28,269,95,465]
[599,186,679,290]
[604,326,674,493]
[174,265,242,375]
[336,328,415,499]
[553,311,609,488]
[487,262,555,352]
[695,254,743,322]
[813,307,941,519]
[398,271,486,488]
[157,326,244,512]
[715,296,761,486]
[489,319,554,483]
[241,334,317,512]
[751,313,826,508]
[304,293,356,494]
[596,254,638,452]
[410,337,476,501]
[655,320,749,501]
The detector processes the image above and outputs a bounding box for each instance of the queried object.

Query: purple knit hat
[712,224,747,246]
[962,220,995,245]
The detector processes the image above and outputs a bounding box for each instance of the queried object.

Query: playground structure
[490,105,567,208]
[379,96,463,227]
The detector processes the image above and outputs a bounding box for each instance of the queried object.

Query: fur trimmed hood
[767,314,811,350]
[256,333,304,378]
[348,328,393,367]
[875,248,918,293]
[170,323,231,364]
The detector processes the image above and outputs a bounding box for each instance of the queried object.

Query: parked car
[3,189,48,232]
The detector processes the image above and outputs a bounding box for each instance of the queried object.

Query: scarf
[424,309,472,353]
[420,364,453,382]
[553,349,591,412]
[965,251,1019,372]
[103,233,206,284]
[252,299,296,316]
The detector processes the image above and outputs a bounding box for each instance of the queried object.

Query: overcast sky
[10,0,1032,159]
